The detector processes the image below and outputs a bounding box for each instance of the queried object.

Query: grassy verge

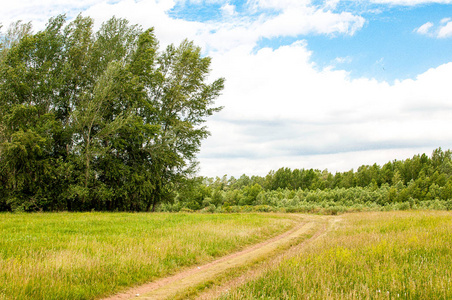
[0,212,294,300]
[221,211,452,299]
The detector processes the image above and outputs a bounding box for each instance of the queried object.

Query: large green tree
[0,15,223,211]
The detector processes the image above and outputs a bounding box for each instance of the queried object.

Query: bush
[253,205,274,212]
[446,200,452,211]
[397,202,411,211]
[200,204,216,213]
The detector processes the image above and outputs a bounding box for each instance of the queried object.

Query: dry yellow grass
[0,212,294,299]
[221,211,452,299]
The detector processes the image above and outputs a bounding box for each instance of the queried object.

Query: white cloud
[248,0,311,11]
[198,4,364,53]
[415,20,452,38]
[416,22,434,35]
[258,8,365,38]
[371,0,452,5]
[324,0,340,10]
[0,0,103,30]
[194,1,365,53]
[200,42,452,176]
[334,56,353,64]
[221,3,236,16]
[200,147,438,177]
[0,0,365,52]
[82,0,200,48]
[438,21,452,38]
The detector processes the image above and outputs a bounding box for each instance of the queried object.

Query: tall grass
[0,212,294,299]
[222,211,452,299]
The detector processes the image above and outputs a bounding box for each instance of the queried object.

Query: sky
[2,0,452,178]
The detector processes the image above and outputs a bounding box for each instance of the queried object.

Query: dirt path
[196,215,336,300]
[103,214,332,300]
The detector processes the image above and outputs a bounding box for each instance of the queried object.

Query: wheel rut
[102,215,333,300]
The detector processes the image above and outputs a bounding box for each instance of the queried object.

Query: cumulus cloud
[257,8,365,38]
[324,0,340,10]
[82,0,202,48]
[248,0,311,11]
[193,0,365,52]
[221,3,236,16]
[0,0,103,30]
[0,1,365,54]
[438,21,452,38]
[0,0,365,52]
[415,19,452,38]
[200,42,452,176]
[199,147,439,177]
[195,2,364,53]
[371,0,452,5]
[334,56,353,64]
[416,22,434,35]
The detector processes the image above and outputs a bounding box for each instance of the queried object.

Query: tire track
[103,215,331,300]
[195,216,332,300]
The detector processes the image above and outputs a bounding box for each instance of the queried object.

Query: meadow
[0,212,294,299]
[221,211,452,299]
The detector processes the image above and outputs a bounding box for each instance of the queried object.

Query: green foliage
[0,15,223,212]
[169,148,452,214]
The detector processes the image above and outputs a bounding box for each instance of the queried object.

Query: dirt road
[103,214,332,300]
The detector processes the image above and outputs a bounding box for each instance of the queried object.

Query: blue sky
[308,3,452,82]
[172,1,452,82]
[2,0,452,177]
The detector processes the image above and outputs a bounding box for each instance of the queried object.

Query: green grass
[0,212,294,300]
[221,211,452,299]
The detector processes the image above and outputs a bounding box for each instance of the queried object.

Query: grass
[154,215,325,300]
[0,212,295,300]
[221,211,452,299]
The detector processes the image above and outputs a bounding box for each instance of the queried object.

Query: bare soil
[102,214,333,300]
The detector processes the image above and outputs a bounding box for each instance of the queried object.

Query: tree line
[167,148,452,213]
[0,15,224,212]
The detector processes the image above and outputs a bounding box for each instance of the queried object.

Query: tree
[0,15,223,211]
[0,16,67,210]
[138,38,224,211]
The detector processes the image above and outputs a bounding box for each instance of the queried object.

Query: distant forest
[167,147,452,214]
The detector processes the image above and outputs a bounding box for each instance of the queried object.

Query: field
[221,211,452,299]
[0,212,294,299]
[1,211,451,300]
